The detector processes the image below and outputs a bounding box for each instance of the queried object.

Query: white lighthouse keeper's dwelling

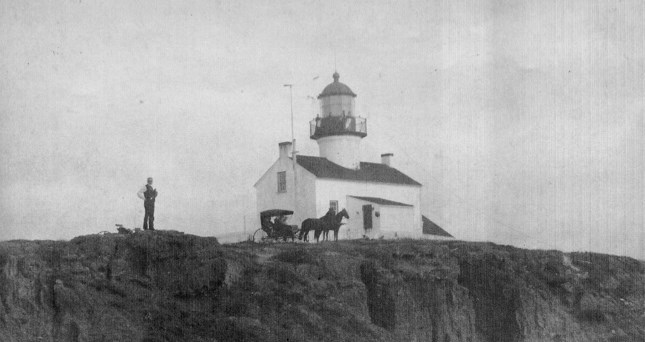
[254,72,452,240]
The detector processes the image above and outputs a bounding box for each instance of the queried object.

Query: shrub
[578,308,605,322]
[273,248,314,265]
[0,249,8,269]
[362,248,395,269]
[36,242,67,269]
[615,278,640,298]
[89,279,128,297]
[541,259,569,287]
[266,263,298,284]
[212,318,269,342]
[126,245,150,276]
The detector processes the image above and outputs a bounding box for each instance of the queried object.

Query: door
[362,204,373,230]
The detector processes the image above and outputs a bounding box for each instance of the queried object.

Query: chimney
[381,153,393,167]
[279,141,293,159]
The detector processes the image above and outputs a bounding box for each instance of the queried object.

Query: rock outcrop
[0,232,643,341]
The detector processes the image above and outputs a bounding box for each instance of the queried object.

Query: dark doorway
[362,204,373,230]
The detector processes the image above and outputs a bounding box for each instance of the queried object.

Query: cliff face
[0,232,643,342]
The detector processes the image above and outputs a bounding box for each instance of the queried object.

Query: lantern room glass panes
[320,95,355,118]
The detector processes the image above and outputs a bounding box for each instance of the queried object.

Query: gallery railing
[310,116,367,139]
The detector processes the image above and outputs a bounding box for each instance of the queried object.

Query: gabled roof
[422,215,453,237]
[349,196,413,207]
[296,155,421,186]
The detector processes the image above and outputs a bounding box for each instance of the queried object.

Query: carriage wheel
[253,228,268,242]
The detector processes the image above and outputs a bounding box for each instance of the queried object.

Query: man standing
[137,177,158,230]
[323,207,336,223]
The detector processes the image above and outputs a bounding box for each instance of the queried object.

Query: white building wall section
[254,156,317,228]
[379,206,417,238]
[345,196,379,239]
[294,164,318,225]
[344,197,418,239]
[315,178,422,238]
[317,135,362,169]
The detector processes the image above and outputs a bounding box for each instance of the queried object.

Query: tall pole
[283,84,297,217]
[286,85,294,143]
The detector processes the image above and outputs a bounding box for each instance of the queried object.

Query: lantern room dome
[318,72,357,99]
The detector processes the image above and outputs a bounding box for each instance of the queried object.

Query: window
[277,171,286,193]
[329,200,338,214]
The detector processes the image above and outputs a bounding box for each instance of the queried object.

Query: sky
[1,0,643,259]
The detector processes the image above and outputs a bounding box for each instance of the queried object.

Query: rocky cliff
[0,231,643,341]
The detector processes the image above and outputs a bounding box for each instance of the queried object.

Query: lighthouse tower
[309,72,367,169]
[254,70,453,242]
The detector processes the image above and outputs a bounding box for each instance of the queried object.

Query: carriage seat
[261,218,274,234]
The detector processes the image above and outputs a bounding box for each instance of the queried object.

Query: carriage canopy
[260,209,293,222]
[260,209,294,219]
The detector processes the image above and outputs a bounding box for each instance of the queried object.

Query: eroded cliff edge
[0,231,643,341]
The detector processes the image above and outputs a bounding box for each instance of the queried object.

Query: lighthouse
[309,72,367,169]
[254,70,452,241]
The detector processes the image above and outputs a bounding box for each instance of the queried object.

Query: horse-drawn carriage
[253,209,300,242]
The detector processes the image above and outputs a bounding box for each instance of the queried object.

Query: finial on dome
[333,71,339,82]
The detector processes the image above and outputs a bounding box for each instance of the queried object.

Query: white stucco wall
[254,156,317,229]
[314,178,422,238]
[343,196,418,239]
[344,196,378,239]
[379,206,417,237]
[316,135,363,169]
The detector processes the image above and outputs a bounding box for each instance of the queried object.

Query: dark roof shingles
[422,215,453,237]
[296,155,421,186]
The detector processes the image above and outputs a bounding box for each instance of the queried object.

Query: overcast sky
[1,0,643,259]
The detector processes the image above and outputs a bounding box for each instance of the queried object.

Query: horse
[300,209,349,243]
[322,209,349,242]
[299,209,336,243]
[299,218,325,242]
